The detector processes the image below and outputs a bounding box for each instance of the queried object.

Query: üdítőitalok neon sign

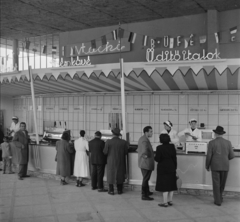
[146,39,221,62]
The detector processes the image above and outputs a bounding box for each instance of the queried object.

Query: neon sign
[59,56,91,67]
[146,39,221,62]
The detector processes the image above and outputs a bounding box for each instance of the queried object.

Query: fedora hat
[111,128,122,136]
[213,126,226,135]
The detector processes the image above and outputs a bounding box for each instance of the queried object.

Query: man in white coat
[178,119,202,141]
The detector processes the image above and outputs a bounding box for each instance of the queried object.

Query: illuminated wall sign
[59,56,91,67]
[44,105,54,112]
[189,106,207,114]
[219,106,238,114]
[66,38,130,57]
[73,106,84,112]
[111,106,122,113]
[146,39,220,62]
[59,106,69,112]
[134,106,150,113]
[160,106,178,113]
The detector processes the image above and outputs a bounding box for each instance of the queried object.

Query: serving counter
[12,143,240,193]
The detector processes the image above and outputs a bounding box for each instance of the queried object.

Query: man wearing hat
[161,120,179,146]
[9,116,20,137]
[103,128,128,195]
[206,126,235,206]
[178,119,202,142]
[89,131,107,192]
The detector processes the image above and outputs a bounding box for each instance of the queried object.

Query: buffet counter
[12,143,240,193]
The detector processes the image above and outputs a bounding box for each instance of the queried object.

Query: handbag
[176,174,182,189]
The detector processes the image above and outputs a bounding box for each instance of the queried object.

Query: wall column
[12,39,19,71]
[207,10,219,53]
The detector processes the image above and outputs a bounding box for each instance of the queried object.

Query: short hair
[95,131,102,137]
[160,134,171,144]
[143,126,152,134]
[80,130,85,137]
[61,132,70,141]
[20,122,26,126]
[3,136,8,140]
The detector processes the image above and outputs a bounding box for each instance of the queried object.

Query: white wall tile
[154,105,160,114]
[229,95,238,105]
[169,95,178,105]
[198,115,208,126]
[104,105,111,113]
[73,97,78,105]
[208,115,218,127]
[142,95,151,105]
[104,96,111,105]
[208,105,219,114]
[179,105,187,114]
[229,114,238,126]
[219,95,228,105]
[78,113,84,121]
[90,113,97,122]
[154,95,160,104]
[79,97,84,104]
[208,95,218,105]
[134,114,141,123]
[97,96,104,105]
[128,123,133,133]
[189,95,198,105]
[178,115,187,125]
[160,95,168,104]
[169,114,178,125]
[68,113,74,121]
[229,126,238,136]
[134,123,142,133]
[127,105,133,113]
[63,97,68,105]
[133,133,141,142]
[97,114,104,122]
[126,95,133,105]
[64,113,68,121]
[199,95,208,105]
[159,114,168,123]
[90,122,97,130]
[127,114,134,123]
[218,115,229,126]
[73,121,78,130]
[59,97,64,105]
[133,96,141,105]
[228,136,238,147]
[68,97,73,105]
[111,96,119,105]
[142,114,150,124]
[97,122,104,130]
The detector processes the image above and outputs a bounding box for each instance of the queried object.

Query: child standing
[0,136,13,174]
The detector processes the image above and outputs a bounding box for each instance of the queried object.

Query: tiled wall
[13,93,240,148]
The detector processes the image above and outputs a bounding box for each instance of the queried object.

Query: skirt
[155,172,177,192]
[73,151,89,178]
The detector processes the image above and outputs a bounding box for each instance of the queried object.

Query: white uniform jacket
[178,128,202,142]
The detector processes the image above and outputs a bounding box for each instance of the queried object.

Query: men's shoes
[92,187,97,190]
[117,190,123,195]
[18,177,23,180]
[148,191,153,196]
[142,196,154,201]
[98,188,108,192]
[214,202,221,206]
[23,175,30,177]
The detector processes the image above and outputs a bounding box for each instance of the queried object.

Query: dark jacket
[89,138,106,165]
[12,130,29,165]
[103,137,128,184]
[206,137,234,171]
[154,143,177,174]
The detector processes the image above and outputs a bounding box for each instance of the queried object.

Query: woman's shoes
[168,201,173,206]
[60,179,68,185]
[158,203,168,207]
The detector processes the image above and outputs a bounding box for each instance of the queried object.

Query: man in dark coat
[206,126,235,206]
[89,131,107,192]
[12,122,30,180]
[103,128,128,195]
[0,126,4,171]
[137,126,154,201]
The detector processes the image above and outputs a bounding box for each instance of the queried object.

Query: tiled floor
[0,173,240,222]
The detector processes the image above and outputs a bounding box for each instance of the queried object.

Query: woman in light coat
[74,130,90,187]
[161,121,179,147]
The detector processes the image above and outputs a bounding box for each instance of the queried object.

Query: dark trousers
[211,171,228,204]
[91,164,105,189]
[3,157,12,173]
[109,184,123,192]
[141,169,152,188]
[18,164,28,178]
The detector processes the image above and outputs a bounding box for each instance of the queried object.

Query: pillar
[12,39,19,71]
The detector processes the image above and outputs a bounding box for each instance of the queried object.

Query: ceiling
[1,0,240,40]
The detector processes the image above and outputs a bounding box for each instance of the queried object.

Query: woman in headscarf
[56,132,73,185]
[73,130,90,187]
[161,120,179,147]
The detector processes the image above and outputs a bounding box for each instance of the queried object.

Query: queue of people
[1,115,235,207]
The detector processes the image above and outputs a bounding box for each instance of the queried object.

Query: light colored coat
[206,137,234,171]
[137,135,154,171]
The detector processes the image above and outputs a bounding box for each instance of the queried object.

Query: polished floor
[0,173,240,222]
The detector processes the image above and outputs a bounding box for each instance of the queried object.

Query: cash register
[185,129,214,154]
[43,127,70,144]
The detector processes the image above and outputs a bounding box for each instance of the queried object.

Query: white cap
[12,116,19,120]
[189,118,197,123]
[164,120,173,128]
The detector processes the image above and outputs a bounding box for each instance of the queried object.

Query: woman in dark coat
[155,134,177,207]
[56,132,73,185]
